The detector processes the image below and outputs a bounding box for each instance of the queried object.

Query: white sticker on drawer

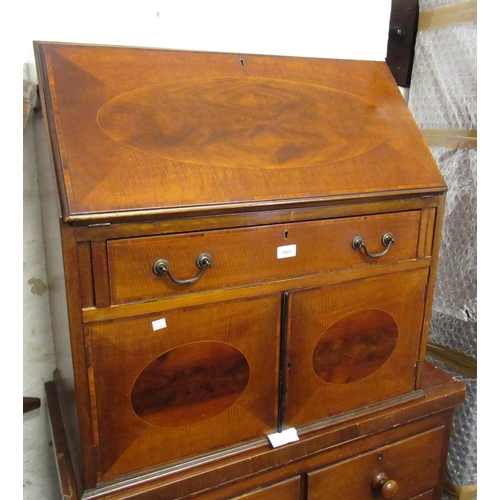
[152,318,167,331]
[267,427,299,448]
[277,244,297,259]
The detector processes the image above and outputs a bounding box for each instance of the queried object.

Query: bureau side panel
[416,194,447,388]
[33,113,96,491]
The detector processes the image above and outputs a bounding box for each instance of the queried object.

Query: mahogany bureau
[34,42,464,499]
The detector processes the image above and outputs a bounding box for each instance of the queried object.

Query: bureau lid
[35,42,446,223]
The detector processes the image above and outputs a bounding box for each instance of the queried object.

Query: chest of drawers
[34,42,456,499]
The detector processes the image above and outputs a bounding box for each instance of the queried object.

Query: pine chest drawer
[307,426,446,500]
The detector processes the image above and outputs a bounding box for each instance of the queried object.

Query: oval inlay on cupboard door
[97,77,393,169]
[131,341,250,427]
[312,309,398,384]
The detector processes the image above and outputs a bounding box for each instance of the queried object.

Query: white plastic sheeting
[408,0,477,490]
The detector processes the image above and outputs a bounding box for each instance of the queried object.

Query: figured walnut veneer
[97,77,393,169]
[35,43,445,222]
[312,308,399,385]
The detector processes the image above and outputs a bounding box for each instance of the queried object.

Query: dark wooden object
[23,396,41,413]
[33,42,454,499]
[386,0,419,87]
[45,381,80,499]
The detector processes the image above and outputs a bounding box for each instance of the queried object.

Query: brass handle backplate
[352,232,395,258]
[152,253,212,285]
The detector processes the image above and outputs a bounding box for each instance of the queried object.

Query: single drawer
[108,211,421,304]
[407,492,434,500]
[307,426,446,500]
[231,476,301,499]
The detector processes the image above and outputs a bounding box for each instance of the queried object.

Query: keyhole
[284,230,289,240]
[239,58,245,66]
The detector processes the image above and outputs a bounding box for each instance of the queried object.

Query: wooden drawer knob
[371,472,399,499]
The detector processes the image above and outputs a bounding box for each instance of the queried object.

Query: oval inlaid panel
[131,341,250,427]
[313,309,398,384]
[97,77,393,169]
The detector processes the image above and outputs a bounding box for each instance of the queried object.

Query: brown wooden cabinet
[34,42,463,499]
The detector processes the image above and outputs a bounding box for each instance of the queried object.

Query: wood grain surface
[35,42,446,222]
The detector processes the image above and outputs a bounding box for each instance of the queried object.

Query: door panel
[87,294,282,482]
[283,269,428,428]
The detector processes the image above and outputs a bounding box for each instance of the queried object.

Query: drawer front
[108,211,421,304]
[284,268,428,427]
[86,294,282,482]
[231,477,301,499]
[408,492,434,500]
[307,426,446,500]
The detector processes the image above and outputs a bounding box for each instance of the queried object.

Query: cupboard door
[283,269,428,428]
[86,295,281,482]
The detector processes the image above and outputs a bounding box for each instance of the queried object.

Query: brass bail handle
[152,253,213,285]
[352,233,395,258]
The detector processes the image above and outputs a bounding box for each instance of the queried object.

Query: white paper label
[152,318,167,331]
[277,244,297,259]
[267,427,299,448]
